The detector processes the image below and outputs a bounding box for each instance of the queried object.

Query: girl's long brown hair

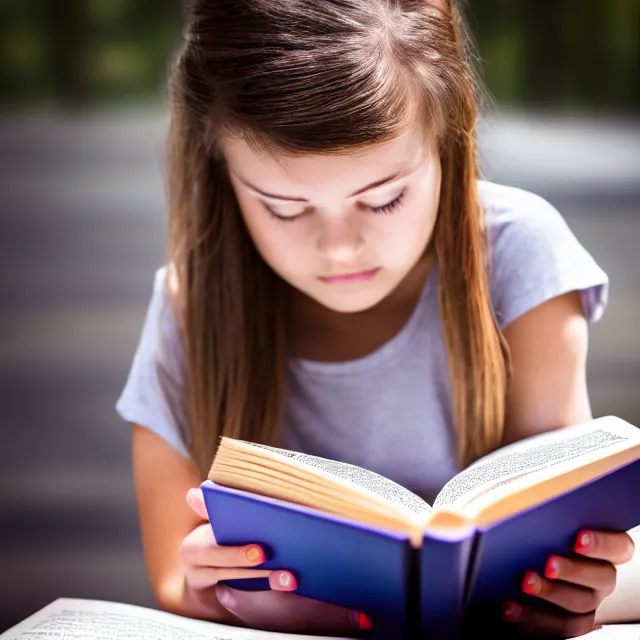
[166,0,509,476]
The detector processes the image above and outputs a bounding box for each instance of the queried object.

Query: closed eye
[263,203,303,222]
[369,190,406,214]
[265,189,407,222]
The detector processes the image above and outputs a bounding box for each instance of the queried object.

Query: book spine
[406,546,421,639]
[420,532,476,639]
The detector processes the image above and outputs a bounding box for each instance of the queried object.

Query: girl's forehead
[222,126,433,187]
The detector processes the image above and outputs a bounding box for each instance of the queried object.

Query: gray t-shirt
[116,181,608,504]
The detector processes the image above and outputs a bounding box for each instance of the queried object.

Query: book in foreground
[0,598,351,639]
[2,600,638,640]
[202,416,640,639]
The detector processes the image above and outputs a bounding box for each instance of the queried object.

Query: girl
[117,0,638,636]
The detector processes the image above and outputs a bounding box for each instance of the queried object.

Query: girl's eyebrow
[235,166,413,202]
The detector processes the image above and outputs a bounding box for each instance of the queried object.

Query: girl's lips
[319,268,380,284]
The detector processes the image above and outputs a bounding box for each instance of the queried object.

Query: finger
[216,586,372,635]
[186,488,210,521]
[521,571,600,615]
[187,567,299,593]
[574,530,635,565]
[185,566,271,590]
[265,570,296,592]
[543,555,617,596]
[181,525,267,569]
[502,601,597,638]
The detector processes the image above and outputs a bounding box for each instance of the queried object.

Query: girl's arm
[132,424,236,620]
[502,290,592,444]
[501,290,638,631]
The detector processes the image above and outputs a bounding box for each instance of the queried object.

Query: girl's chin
[309,286,392,315]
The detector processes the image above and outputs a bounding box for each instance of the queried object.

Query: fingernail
[544,556,560,580]
[592,624,603,631]
[185,488,197,506]
[502,601,522,622]
[350,611,373,630]
[521,571,542,596]
[575,530,593,553]
[245,544,266,565]
[217,586,237,610]
[271,570,297,592]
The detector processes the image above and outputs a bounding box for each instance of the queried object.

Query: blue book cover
[463,456,640,635]
[201,481,421,638]
[201,417,640,639]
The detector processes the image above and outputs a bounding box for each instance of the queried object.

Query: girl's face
[223,128,441,314]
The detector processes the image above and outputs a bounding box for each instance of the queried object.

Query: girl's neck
[288,253,433,363]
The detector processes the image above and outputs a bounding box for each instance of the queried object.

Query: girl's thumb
[186,488,210,520]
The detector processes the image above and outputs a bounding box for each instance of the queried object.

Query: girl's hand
[502,529,635,637]
[184,488,371,636]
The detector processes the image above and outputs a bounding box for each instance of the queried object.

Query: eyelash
[265,205,299,223]
[370,190,406,215]
[265,189,406,222]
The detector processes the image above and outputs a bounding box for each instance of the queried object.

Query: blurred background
[0,0,639,631]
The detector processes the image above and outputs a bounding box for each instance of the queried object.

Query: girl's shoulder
[115,263,190,457]
[477,180,609,329]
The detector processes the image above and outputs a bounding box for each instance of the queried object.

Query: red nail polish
[245,544,266,565]
[574,530,593,553]
[544,556,560,580]
[502,602,522,622]
[273,570,298,592]
[521,571,542,596]
[350,611,373,630]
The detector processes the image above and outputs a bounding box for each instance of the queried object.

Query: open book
[2,600,638,640]
[201,416,640,639]
[0,598,350,640]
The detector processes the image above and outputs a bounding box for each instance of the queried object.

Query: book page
[433,417,637,509]
[0,598,349,640]
[582,625,640,639]
[248,443,431,516]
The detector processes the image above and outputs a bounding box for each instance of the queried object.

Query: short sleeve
[115,267,190,458]
[480,182,609,330]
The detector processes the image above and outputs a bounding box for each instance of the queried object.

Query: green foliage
[0,0,183,107]
[467,0,640,112]
[0,0,637,111]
